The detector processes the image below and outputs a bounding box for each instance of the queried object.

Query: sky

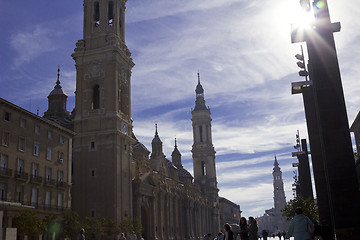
[1,0,360,218]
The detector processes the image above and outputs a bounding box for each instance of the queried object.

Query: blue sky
[1,0,360,218]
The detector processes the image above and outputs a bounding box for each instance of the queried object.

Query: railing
[44,178,56,186]
[14,171,28,181]
[57,181,67,188]
[30,174,43,184]
[0,167,12,177]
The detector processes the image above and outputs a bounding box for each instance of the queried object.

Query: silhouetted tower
[71,0,134,223]
[171,138,182,168]
[273,156,287,212]
[191,73,219,233]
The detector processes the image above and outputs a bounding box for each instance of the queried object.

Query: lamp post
[290,1,360,239]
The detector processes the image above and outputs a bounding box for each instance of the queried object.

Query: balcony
[15,171,28,181]
[30,175,43,184]
[44,178,56,187]
[0,167,12,178]
[57,181,67,189]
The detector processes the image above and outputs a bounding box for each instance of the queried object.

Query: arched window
[108,1,114,26]
[119,8,123,33]
[93,85,100,109]
[94,2,100,27]
[201,161,206,176]
[199,126,203,142]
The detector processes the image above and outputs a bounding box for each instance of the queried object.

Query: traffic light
[299,0,310,12]
[295,45,308,79]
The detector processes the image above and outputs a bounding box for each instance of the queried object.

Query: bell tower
[71,0,134,224]
[191,73,219,232]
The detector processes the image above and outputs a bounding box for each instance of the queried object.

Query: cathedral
[0,1,242,239]
[256,156,289,235]
[70,1,222,238]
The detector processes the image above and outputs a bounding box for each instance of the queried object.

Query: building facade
[256,156,288,235]
[0,97,73,230]
[219,197,241,231]
[70,1,228,239]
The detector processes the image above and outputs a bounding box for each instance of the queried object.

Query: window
[4,111,10,121]
[92,85,100,109]
[199,126,203,142]
[91,210,96,217]
[90,141,95,150]
[33,142,39,156]
[108,1,114,25]
[94,2,100,26]
[32,163,39,177]
[45,191,51,209]
[201,161,206,176]
[45,167,52,181]
[16,186,23,203]
[58,193,63,209]
[47,147,52,160]
[59,135,65,144]
[18,137,25,151]
[0,183,6,201]
[58,170,64,182]
[20,118,26,128]
[90,169,96,177]
[48,131,53,140]
[2,132,9,146]
[31,188,38,206]
[34,124,40,134]
[59,152,64,163]
[17,159,24,173]
[1,154,8,169]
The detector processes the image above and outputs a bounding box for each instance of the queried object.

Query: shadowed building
[0,97,73,234]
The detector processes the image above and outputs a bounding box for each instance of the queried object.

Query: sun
[274,1,315,38]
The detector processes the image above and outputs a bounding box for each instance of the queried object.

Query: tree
[281,196,319,221]
[84,217,119,239]
[118,218,142,236]
[61,210,82,239]
[12,210,46,238]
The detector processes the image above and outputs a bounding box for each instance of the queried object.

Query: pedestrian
[78,228,85,240]
[262,230,269,240]
[215,232,225,240]
[119,233,126,240]
[203,233,212,240]
[239,217,249,240]
[278,232,282,240]
[128,231,137,240]
[248,217,258,240]
[224,223,234,240]
[285,207,314,240]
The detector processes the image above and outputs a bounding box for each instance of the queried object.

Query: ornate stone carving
[84,61,104,79]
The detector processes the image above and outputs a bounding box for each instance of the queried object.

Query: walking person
[203,233,212,240]
[248,217,258,240]
[285,207,314,240]
[239,217,249,240]
[262,230,269,240]
[78,228,85,240]
[215,232,225,240]
[224,223,234,240]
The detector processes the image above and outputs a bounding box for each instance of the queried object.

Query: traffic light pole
[291,1,360,239]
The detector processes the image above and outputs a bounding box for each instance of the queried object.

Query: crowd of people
[204,207,322,240]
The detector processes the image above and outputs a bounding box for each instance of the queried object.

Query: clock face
[121,122,128,134]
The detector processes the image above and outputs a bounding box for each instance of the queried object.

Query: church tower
[273,156,287,211]
[43,67,70,122]
[191,73,220,232]
[71,0,134,223]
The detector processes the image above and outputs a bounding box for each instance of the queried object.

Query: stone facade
[0,97,73,229]
[219,197,241,231]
